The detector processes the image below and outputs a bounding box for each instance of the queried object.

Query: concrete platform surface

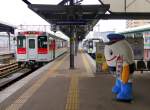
[0,51,150,110]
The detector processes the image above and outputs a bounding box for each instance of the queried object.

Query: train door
[27,37,37,60]
[53,40,56,59]
[48,37,53,60]
[50,39,53,60]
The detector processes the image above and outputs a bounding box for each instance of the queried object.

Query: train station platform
[0,51,150,110]
[0,51,15,65]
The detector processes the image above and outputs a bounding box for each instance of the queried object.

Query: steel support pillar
[74,27,78,56]
[7,32,11,52]
[75,37,79,56]
[70,26,75,69]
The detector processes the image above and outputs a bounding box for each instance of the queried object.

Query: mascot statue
[104,33,135,101]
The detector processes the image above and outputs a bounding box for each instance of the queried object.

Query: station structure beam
[69,26,75,68]
[100,12,150,20]
[0,22,15,34]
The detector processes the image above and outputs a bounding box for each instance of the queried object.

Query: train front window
[29,39,35,49]
[17,36,26,48]
[89,41,93,48]
[38,36,47,48]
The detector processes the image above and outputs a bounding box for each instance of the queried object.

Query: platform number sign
[96,53,105,64]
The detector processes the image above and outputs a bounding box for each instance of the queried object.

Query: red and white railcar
[16,31,68,67]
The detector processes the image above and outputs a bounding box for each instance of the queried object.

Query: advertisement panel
[143,32,150,60]
[144,32,150,49]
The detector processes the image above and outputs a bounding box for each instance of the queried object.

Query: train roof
[55,31,69,41]
[17,30,68,41]
[83,38,103,42]
[117,24,150,34]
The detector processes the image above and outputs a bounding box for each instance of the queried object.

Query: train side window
[17,36,26,48]
[38,36,47,48]
[60,41,63,48]
[29,39,35,49]
[56,39,61,49]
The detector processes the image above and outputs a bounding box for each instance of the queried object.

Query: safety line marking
[80,50,93,76]
[5,55,68,110]
[65,75,79,110]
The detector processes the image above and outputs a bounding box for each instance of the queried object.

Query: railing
[135,60,150,71]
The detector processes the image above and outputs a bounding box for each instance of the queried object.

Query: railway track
[0,62,22,78]
[0,52,67,90]
[0,62,32,90]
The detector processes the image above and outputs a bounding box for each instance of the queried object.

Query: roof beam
[22,1,109,38]
[100,12,150,19]
[22,0,31,5]
[28,4,110,22]
[58,0,70,5]
[0,23,16,33]
[29,5,108,13]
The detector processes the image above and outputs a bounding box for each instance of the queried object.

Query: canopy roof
[22,0,150,39]
[0,21,16,34]
[22,0,109,39]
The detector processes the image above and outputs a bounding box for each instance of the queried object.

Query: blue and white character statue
[104,33,135,101]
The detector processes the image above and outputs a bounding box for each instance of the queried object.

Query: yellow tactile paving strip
[5,55,68,110]
[65,50,93,110]
[65,74,79,110]
[80,50,93,76]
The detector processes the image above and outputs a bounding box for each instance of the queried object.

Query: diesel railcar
[82,38,103,59]
[16,31,68,67]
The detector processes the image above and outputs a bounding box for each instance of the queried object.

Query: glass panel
[29,39,35,49]
[89,41,93,48]
[38,36,47,48]
[134,32,143,38]
[17,36,26,48]
[57,40,63,48]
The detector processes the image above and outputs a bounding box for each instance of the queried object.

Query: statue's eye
[110,49,113,55]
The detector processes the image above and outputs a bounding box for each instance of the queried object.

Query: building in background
[0,32,15,53]
[93,31,114,42]
[126,20,150,28]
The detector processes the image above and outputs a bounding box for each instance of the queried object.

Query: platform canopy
[0,21,16,34]
[99,0,150,19]
[22,0,110,39]
[22,0,150,38]
[101,0,150,12]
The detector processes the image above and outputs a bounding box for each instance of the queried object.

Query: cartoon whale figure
[104,33,135,101]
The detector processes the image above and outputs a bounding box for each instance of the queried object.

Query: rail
[0,53,15,64]
[0,62,22,78]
